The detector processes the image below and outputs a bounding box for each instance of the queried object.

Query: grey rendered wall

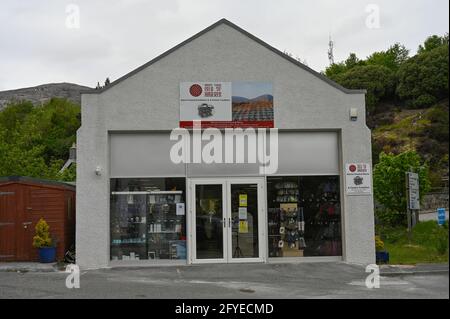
[76,22,375,269]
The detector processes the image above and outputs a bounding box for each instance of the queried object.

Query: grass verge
[377,220,449,265]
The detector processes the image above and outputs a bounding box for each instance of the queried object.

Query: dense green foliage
[373,151,430,226]
[366,43,410,71]
[418,34,449,54]
[332,65,395,111]
[0,98,79,181]
[397,44,449,107]
[325,34,448,111]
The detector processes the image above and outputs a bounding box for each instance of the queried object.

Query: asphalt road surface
[0,262,448,299]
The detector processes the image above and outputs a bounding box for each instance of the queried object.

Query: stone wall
[420,190,449,213]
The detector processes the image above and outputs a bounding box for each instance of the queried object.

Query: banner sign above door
[180,82,274,128]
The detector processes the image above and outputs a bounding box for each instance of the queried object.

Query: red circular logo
[189,84,202,97]
[349,164,357,172]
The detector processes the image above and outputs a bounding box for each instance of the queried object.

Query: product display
[110,193,148,261]
[110,178,187,261]
[268,180,305,257]
[147,191,186,260]
[267,176,342,257]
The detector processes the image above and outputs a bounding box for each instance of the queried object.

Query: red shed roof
[0,176,75,191]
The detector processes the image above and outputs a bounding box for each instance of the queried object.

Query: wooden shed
[0,176,75,262]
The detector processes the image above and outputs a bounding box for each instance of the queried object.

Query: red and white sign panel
[180,82,274,128]
[345,163,372,195]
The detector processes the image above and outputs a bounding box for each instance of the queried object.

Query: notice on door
[345,163,372,195]
[238,207,247,220]
[239,221,248,233]
[239,194,247,207]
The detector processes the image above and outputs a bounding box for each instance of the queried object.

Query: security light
[350,108,358,121]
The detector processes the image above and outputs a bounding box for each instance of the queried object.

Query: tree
[418,34,449,54]
[373,151,431,226]
[324,62,347,79]
[324,53,365,80]
[0,100,34,139]
[366,43,409,71]
[0,138,61,179]
[344,53,365,69]
[104,77,111,86]
[0,99,80,181]
[397,44,449,107]
[18,98,80,162]
[332,65,396,112]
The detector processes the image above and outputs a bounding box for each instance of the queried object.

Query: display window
[110,178,186,262]
[267,176,341,257]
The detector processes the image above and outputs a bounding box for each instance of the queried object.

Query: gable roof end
[83,18,366,95]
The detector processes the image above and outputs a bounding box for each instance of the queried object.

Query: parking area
[0,262,448,299]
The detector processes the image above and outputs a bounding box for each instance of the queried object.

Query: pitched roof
[84,18,366,95]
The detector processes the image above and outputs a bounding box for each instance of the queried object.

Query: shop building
[76,19,375,269]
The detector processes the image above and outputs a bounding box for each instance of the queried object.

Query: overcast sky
[0,0,448,91]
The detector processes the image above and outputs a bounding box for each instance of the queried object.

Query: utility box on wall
[0,176,75,262]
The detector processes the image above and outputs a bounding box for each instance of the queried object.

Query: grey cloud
[0,0,448,90]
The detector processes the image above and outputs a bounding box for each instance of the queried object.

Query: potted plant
[375,235,389,264]
[32,218,56,263]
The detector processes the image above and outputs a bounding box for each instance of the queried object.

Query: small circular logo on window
[189,84,202,97]
[349,164,357,172]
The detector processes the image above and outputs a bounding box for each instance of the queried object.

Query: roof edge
[0,176,76,190]
[83,18,366,95]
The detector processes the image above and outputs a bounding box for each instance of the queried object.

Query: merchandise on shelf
[110,190,186,261]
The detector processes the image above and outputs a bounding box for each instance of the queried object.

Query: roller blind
[110,133,186,178]
[273,131,339,175]
[109,131,339,177]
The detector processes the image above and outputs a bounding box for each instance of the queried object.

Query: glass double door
[190,178,265,263]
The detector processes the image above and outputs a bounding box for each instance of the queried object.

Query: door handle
[228,217,231,228]
[223,218,226,228]
[23,222,32,229]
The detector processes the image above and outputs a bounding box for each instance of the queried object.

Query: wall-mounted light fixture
[95,166,102,176]
[350,108,358,121]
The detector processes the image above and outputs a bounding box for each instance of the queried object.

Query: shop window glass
[267,176,341,257]
[110,178,186,261]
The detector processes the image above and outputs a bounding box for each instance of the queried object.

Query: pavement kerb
[380,269,449,277]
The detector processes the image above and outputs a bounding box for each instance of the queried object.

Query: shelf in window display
[111,191,182,195]
[148,231,181,234]
[111,239,146,245]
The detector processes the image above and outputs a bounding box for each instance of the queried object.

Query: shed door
[0,189,17,261]
[15,187,35,261]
